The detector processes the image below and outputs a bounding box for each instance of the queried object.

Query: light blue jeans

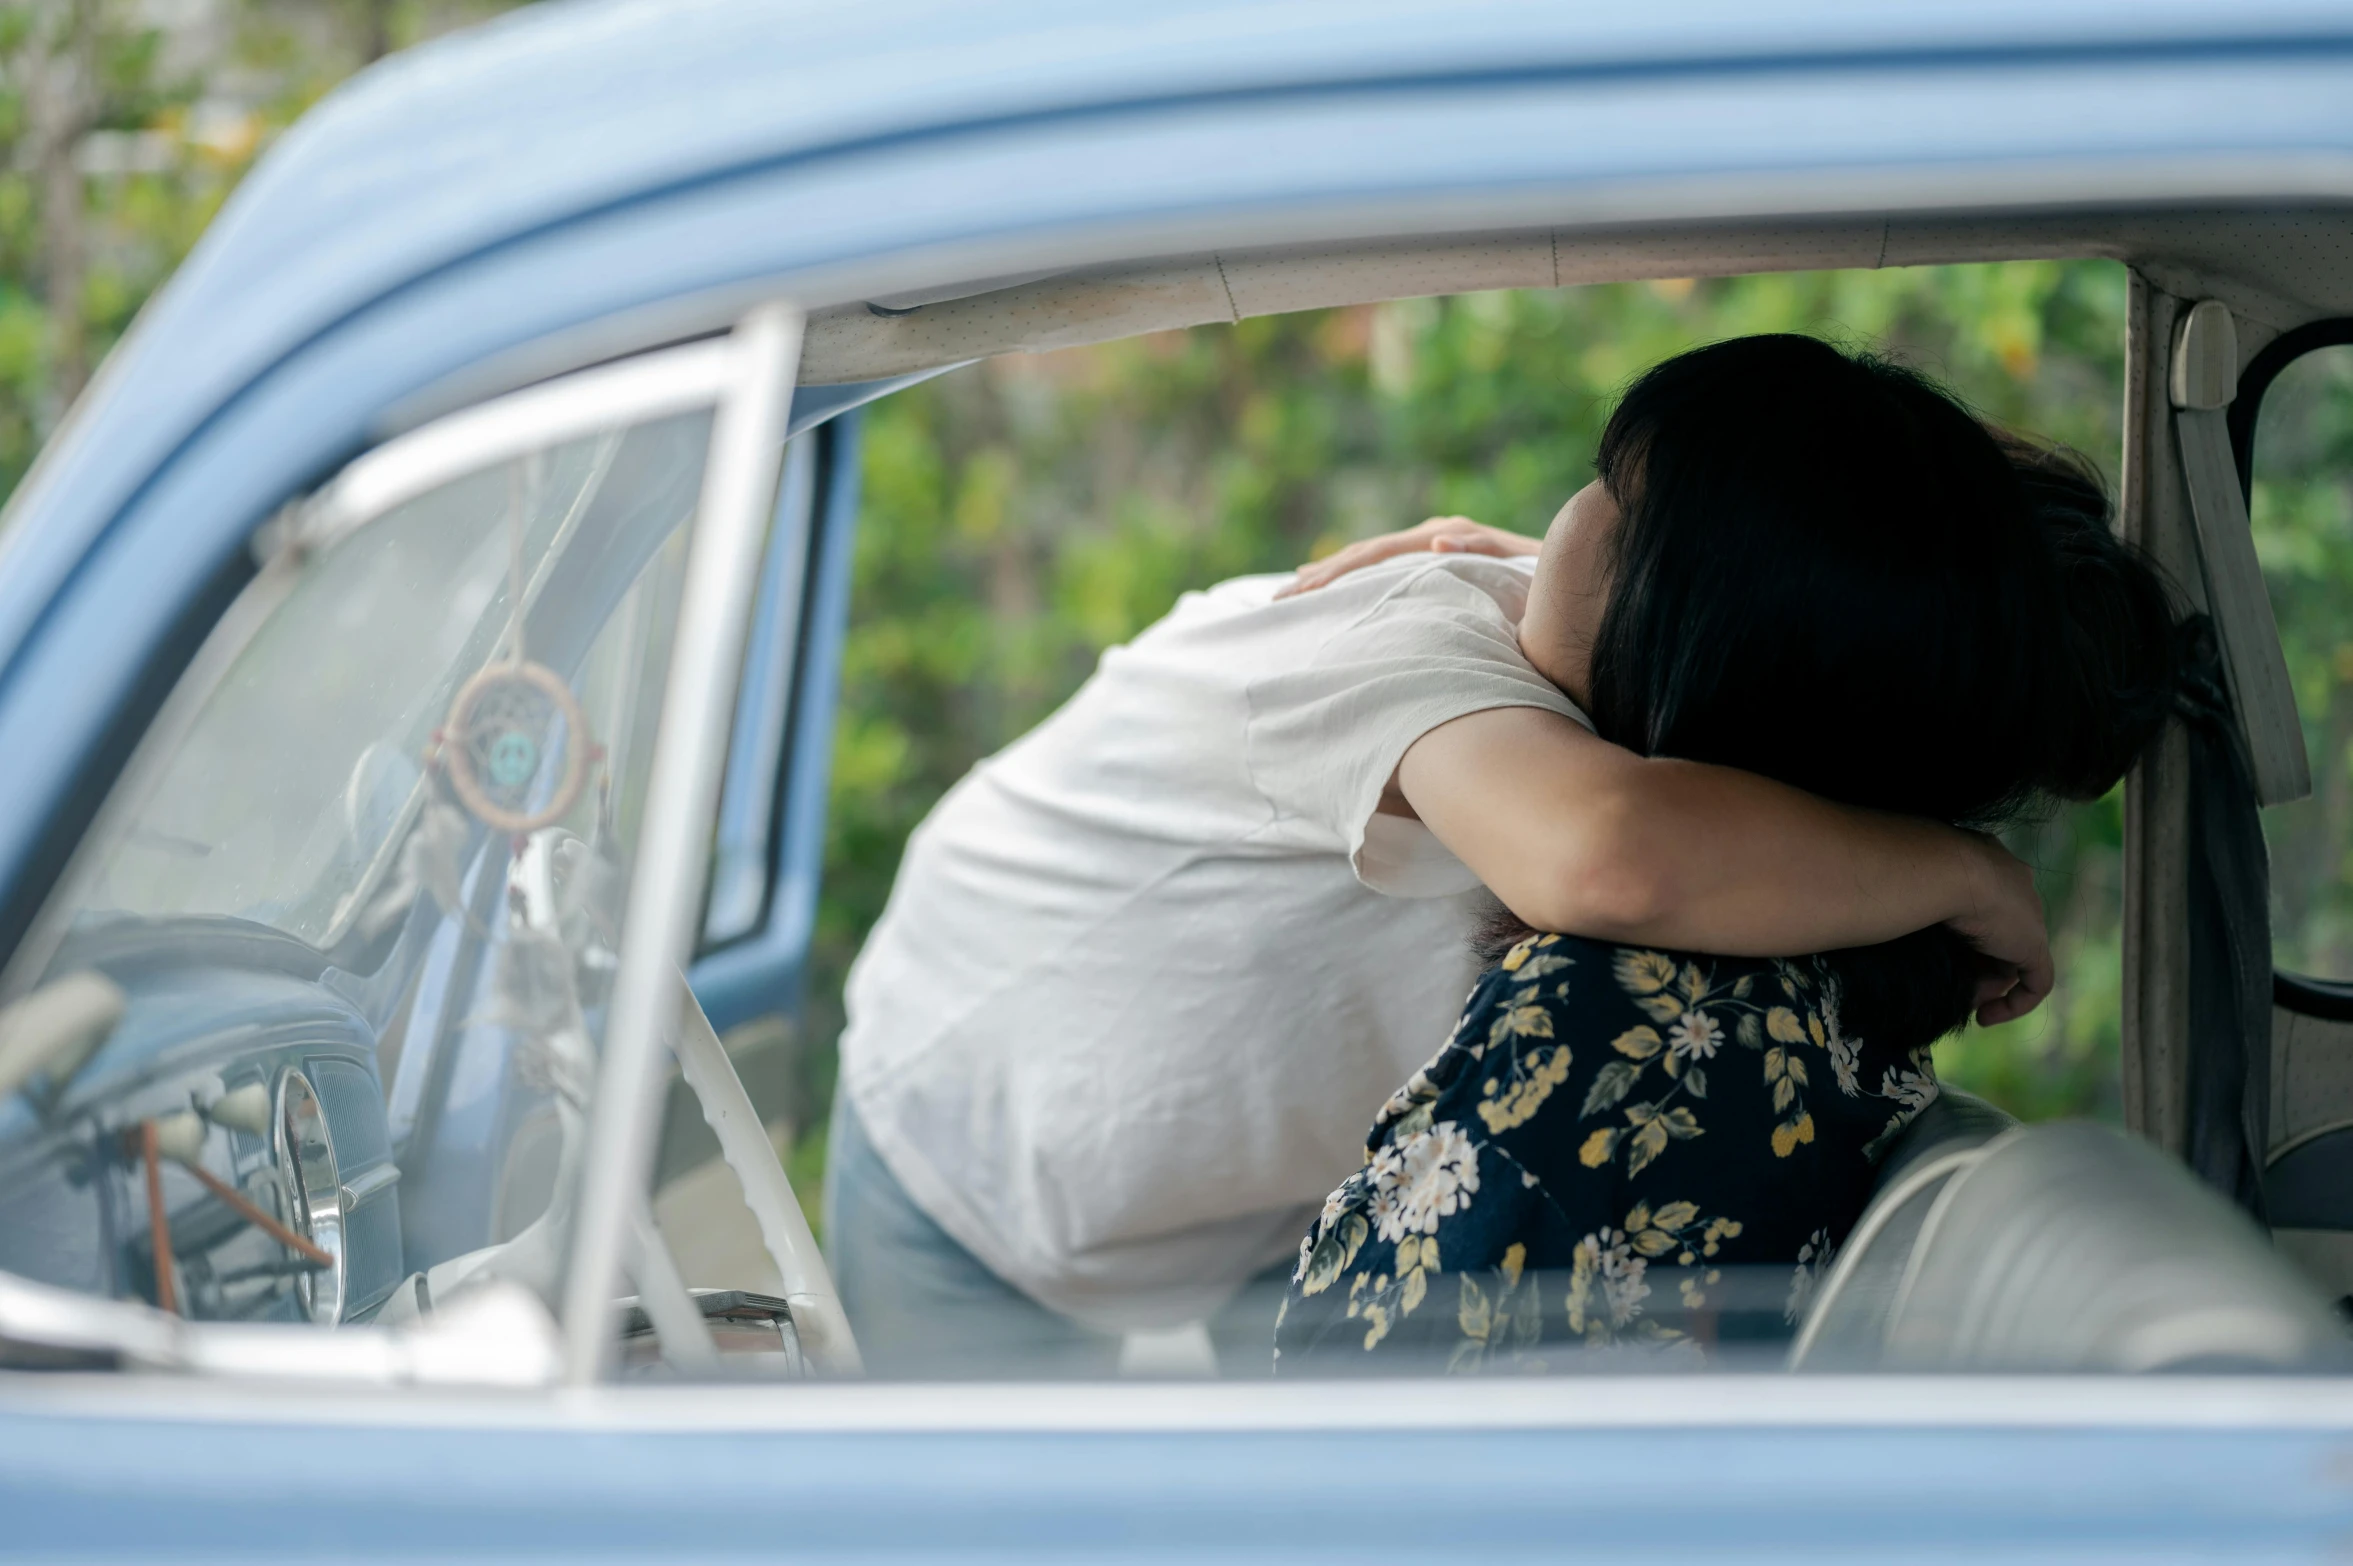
[823,1091,1291,1378]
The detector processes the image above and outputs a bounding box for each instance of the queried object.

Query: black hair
[1549,335,2180,1050]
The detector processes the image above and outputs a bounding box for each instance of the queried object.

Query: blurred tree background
[0,0,526,497]
[2253,343,2353,982]
[6,3,2352,1212]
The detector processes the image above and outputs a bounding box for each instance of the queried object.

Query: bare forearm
[1529,757,1993,956]
[1398,706,2009,958]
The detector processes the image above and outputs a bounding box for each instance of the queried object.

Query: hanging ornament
[432,454,600,836]
[437,659,593,835]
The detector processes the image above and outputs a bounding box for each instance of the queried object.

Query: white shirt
[837,554,1590,1330]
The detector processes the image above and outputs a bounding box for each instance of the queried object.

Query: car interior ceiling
[798,208,2353,389]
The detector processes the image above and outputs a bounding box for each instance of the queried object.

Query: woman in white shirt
[828,334,2057,1378]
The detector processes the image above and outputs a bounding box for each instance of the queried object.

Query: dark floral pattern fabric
[1273,932,1939,1373]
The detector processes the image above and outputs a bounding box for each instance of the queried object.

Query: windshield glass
[0,392,712,1333]
[75,434,649,947]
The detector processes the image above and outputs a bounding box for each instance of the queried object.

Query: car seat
[1786,1088,2016,1369]
[1792,1104,2347,1372]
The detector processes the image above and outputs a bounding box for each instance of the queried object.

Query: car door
[0,315,809,1367]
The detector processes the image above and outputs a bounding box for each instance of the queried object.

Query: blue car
[6,0,2353,1556]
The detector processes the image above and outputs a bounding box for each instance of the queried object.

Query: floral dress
[1273,932,1941,1373]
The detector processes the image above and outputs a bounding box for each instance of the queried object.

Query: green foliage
[818,262,2140,1127]
[0,1,532,502]
[2252,344,2353,977]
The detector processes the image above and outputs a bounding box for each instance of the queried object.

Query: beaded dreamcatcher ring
[436,659,594,835]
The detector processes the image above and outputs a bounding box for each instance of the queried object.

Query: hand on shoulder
[1276,516,1542,599]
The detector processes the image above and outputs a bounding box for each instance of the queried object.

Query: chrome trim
[274,1069,345,1325]
[0,1268,559,1386]
[6,1363,2353,1434]
[0,1268,176,1366]
[557,303,803,1384]
[300,340,733,555]
[369,149,2353,435]
[338,1163,401,1215]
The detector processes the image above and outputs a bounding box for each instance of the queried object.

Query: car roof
[27,0,2353,503]
[32,0,2348,424]
[159,0,2353,394]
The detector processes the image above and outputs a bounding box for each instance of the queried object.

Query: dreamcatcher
[431,457,602,837]
[439,659,593,835]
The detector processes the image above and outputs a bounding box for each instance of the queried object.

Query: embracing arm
[1395,706,2049,1024]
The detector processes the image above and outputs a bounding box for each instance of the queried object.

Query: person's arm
[1395,706,2050,1025]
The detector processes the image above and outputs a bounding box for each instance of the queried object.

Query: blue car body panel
[3,1397,2353,1560]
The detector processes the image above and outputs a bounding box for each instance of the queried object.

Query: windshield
[72,431,674,948]
[0,392,713,1332]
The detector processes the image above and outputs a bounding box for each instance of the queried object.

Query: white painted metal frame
[557,303,810,1384]
[2170,299,2312,805]
[297,342,737,556]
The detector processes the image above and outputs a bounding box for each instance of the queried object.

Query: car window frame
[0,315,810,1384]
[2229,315,2353,1017]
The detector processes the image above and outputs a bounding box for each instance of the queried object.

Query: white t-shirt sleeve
[1244,560,1592,897]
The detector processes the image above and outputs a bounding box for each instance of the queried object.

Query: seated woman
[1274,335,2183,1372]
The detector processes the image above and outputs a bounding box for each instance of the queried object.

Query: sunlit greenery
[0,2,526,500]
[2254,344,2353,979]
